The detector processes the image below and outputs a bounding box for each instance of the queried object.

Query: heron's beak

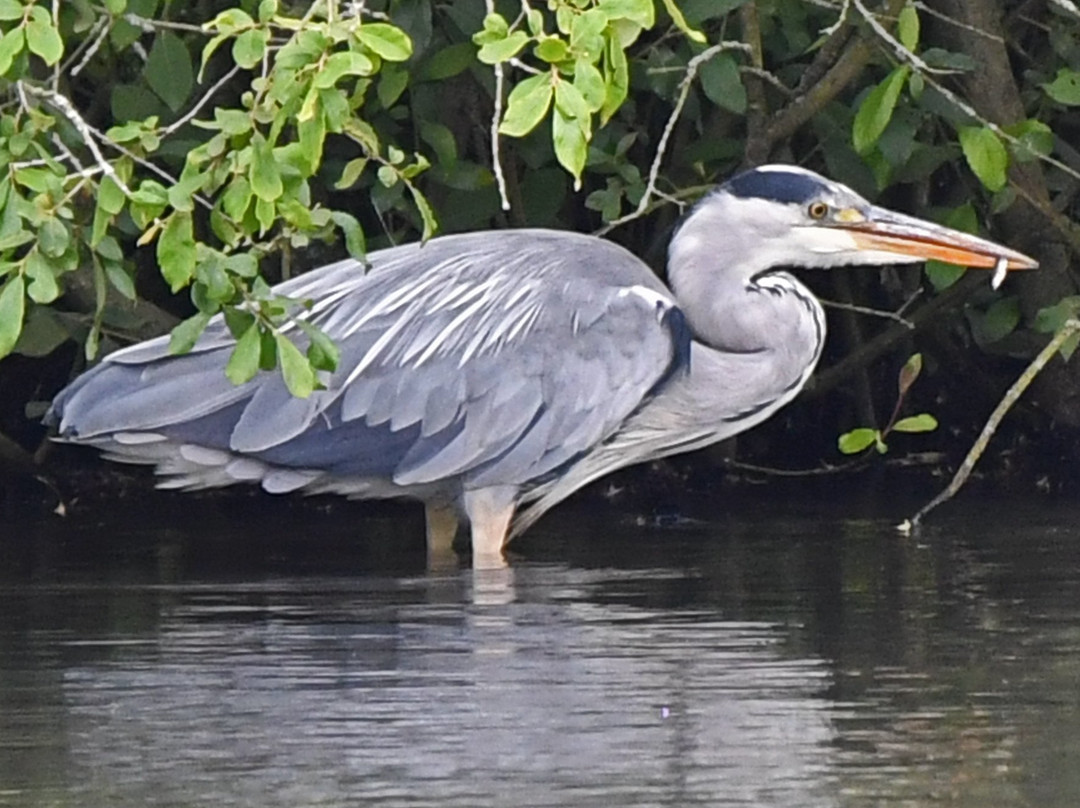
[835,206,1039,271]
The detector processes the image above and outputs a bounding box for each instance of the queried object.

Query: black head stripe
[723,168,824,205]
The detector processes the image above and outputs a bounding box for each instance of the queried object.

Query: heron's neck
[667,221,823,349]
[664,226,826,428]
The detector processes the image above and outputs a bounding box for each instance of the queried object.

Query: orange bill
[837,207,1038,271]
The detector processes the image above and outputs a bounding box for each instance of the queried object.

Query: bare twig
[739,66,795,98]
[486,0,510,211]
[820,297,916,329]
[910,1,1004,43]
[507,57,541,75]
[808,271,985,399]
[591,184,709,236]
[821,0,851,37]
[17,82,132,196]
[122,14,206,33]
[596,41,751,235]
[763,0,906,150]
[69,16,111,77]
[49,0,60,90]
[906,319,1080,528]
[853,0,1080,189]
[160,65,242,137]
[84,121,217,211]
[723,457,862,477]
[1048,0,1080,20]
[851,0,958,75]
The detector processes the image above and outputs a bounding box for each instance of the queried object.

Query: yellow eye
[808,201,829,220]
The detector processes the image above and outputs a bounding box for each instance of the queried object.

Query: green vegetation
[1,0,1078,487]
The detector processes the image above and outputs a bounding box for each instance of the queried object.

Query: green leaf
[335,157,368,190]
[1042,68,1080,106]
[660,0,706,43]
[0,275,25,359]
[600,35,629,124]
[699,52,747,115]
[14,304,70,357]
[499,73,553,137]
[958,125,1008,192]
[226,322,262,385]
[232,27,269,69]
[98,175,127,215]
[555,78,591,124]
[924,203,978,289]
[897,4,919,52]
[925,261,964,290]
[535,37,568,63]
[478,30,530,64]
[314,50,376,88]
[26,18,63,66]
[0,27,25,75]
[0,0,24,20]
[0,230,34,252]
[105,262,136,300]
[1060,333,1080,362]
[330,210,366,260]
[275,332,316,398]
[377,64,409,108]
[298,321,340,373]
[838,427,878,455]
[356,23,413,61]
[574,58,606,112]
[224,252,258,278]
[417,42,476,81]
[205,8,255,32]
[377,164,398,187]
[553,106,587,189]
[145,31,193,112]
[970,295,1020,345]
[598,0,655,28]
[1004,119,1054,163]
[95,235,124,263]
[569,9,606,61]
[1034,296,1080,334]
[897,352,922,396]
[255,196,275,234]
[38,218,70,258]
[892,414,938,433]
[24,250,60,304]
[168,311,211,355]
[249,134,283,201]
[527,8,544,35]
[157,211,196,292]
[408,184,439,241]
[853,66,910,155]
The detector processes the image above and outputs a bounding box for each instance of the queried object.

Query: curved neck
[664,209,827,427]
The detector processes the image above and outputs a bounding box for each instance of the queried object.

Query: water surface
[2,492,1079,806]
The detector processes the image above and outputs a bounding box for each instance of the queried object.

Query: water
[2,490,1080,806]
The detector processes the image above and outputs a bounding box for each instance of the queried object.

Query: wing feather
[50,229,688,497]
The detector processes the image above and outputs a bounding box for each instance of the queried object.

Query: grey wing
[49,229,688,493]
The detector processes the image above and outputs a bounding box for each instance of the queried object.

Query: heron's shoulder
[292,228,664,298]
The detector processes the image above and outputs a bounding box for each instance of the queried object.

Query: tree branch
[596,42,751,235]
[907,318,1080,527]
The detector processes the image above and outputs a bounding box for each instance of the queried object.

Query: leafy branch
[838,354,939,455]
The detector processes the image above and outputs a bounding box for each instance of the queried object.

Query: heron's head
[671,164,1038,278]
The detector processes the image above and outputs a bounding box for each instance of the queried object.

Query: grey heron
[47,165,1037,566]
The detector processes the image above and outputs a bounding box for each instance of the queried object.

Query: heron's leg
[462,486,517,569]
[424,501,460,567]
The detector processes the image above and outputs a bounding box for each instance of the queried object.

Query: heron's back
[48,229,690,502]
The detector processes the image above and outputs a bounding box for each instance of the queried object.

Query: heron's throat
[665,213,826,393]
